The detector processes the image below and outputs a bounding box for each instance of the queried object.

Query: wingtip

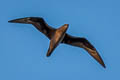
[101,63,106,68]
[103,66,106,69]
[8,19,17,23]
[8,20,12,23]
[98,58,106,68]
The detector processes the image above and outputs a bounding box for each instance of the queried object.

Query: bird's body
[8,17,106,68]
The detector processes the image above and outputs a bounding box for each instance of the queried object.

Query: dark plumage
[8,17,106,68]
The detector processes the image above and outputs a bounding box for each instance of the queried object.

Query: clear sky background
[0,0,120,80]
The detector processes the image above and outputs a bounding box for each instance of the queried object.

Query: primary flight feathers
[8,17,106,68]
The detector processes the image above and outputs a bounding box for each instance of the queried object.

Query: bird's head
[8,17,45,24]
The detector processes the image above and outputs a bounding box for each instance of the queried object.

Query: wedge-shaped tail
[46,24,69,57]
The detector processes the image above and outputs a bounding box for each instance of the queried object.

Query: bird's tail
[46,24,69,57]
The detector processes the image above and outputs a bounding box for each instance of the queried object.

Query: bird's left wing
[62,34,106,68]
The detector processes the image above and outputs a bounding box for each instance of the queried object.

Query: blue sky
[0,0,120,80]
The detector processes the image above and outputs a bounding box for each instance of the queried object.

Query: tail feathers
[46,24,69,57]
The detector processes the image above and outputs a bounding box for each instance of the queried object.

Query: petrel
[8,17,106,68]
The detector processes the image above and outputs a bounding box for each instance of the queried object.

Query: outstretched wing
[32,18,56,39]
[8,17,56,39]
[62,34,106,68]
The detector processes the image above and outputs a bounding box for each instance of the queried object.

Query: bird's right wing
[8,17,56,39]
[32,18,56,39]
[62,34,106,68]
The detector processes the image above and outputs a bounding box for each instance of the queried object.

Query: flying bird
[8,17,106,68]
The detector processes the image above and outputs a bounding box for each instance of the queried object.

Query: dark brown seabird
[8,17,106,68]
